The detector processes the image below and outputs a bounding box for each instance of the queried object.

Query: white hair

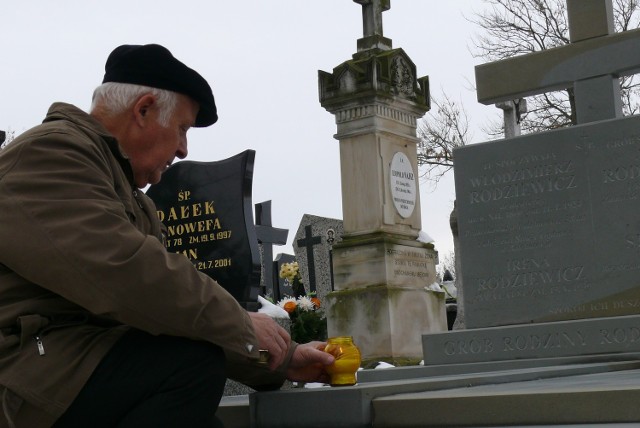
[90,82,178,127]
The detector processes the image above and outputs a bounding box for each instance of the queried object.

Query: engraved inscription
[470,257,590,304]
[387,248,435,280]
[455,116,640,327]
[443,330,586,357]
[601,164,640,203]
[154,189,233,269]
[469,159,577,204]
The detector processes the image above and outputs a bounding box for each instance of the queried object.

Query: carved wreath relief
[391,56,414,97]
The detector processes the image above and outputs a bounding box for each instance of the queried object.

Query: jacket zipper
[132,190,144,209]
[34,335,45,356]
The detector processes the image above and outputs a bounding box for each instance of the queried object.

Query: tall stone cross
[353,0,392,52]
[476,0,640,125]
[254,201,288,300]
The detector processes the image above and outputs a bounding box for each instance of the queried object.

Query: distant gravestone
[273,253,297,300]
[293,215,344,301]
[146,150,261,310]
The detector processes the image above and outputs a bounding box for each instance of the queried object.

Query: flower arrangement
[278,294,327,344]
[278,261,306,298]
[278,262,327,343]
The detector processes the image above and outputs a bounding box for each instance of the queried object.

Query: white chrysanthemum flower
[277,296,297,309]
[297,296,315,312]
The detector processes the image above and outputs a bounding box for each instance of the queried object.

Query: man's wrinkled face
[129,93,198,187]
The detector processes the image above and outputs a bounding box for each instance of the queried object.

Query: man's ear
[133,94,156,127]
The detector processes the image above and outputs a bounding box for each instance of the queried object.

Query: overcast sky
[1,1,498,263]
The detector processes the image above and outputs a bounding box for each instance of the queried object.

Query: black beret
[102,44,217,127]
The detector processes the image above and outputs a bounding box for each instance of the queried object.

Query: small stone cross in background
[495,98,527,138]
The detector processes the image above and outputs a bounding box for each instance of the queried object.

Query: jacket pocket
[16,312,90,356]
[16,315,49,354]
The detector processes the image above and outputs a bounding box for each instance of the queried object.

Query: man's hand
[248,312,290,370]
[286,341,335,384]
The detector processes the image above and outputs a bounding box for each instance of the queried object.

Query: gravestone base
[327,233,446,361]
[422,314,640,366]
[326,285,446,363]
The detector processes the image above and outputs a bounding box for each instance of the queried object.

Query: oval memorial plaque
[389,152,416,218]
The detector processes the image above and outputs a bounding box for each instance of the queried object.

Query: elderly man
[0,44,333,428]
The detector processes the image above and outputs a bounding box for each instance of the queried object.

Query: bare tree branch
[418,0,640,186]
[472,0,640,133]
[416,93,470,186]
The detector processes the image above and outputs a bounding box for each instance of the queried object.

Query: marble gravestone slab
[146,150,261,310]
[454,114,640,329]
[293,214,344,301]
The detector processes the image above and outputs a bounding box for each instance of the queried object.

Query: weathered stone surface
[454,114,640,329]
[332,234,438,291]
[327,285,446,361]
[293,214,343,301]
[423,314,640,366]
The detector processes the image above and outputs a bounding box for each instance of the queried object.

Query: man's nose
[177,139,188,159]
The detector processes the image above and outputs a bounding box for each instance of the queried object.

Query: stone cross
[354,0,389,37]
[495,98,527,138]
[254,201,288,300]
[476,0,640,125]
[296,225,322,293]
[353,0,392,53]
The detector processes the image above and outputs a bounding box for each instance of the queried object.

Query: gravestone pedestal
[327,233,444,362]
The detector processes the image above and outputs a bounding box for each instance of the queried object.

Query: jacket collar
[43,103,136,186]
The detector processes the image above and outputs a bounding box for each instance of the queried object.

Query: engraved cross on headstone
[254,201,288,300]
[296,225,322,294]
[476,0,640,125]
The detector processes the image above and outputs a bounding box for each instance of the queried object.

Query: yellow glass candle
[324,336,361,386]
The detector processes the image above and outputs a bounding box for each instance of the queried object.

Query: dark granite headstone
[146,150,261,310]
